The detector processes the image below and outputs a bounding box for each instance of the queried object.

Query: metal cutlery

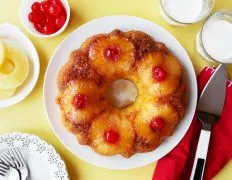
[0,161,20,180]
[190,64,227,180]
[0,148,28,180]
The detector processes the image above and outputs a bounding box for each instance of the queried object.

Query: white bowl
[20,0,70,38]
[44,16,198,169]
[0,24,40,108]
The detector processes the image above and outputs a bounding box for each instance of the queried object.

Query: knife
[190,64,227,180]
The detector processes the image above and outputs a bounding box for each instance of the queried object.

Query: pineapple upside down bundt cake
[56,30,186,158]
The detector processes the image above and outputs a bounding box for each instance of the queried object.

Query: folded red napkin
[153,67,232,180]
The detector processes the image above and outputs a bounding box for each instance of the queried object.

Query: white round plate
[0,24,40,108]
[44,15,198,169]
[0,133,68,180]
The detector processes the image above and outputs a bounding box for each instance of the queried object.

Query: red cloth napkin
[153,67,232,180]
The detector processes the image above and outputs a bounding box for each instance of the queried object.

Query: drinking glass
[196,10,232,63]
[160,0,214,26]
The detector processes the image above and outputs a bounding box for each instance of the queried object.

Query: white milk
[164,0,203,22]
[202,20,232,62]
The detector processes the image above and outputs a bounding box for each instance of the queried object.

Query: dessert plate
[44,15,198,169]
[0,24,40,108]
[0,133,68,180]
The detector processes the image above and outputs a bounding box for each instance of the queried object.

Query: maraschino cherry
[72,94,88,109]
[150,116,165,132]
[103,129,119,144]
[152,66,167,81]
[104,45,121,62]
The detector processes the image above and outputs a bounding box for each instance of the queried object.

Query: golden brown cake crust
[56,30,186,157]
[57,50,102,91]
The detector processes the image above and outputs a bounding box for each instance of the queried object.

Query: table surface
[0,0,232,180]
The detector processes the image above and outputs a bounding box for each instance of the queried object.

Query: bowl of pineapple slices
[0,24,40,108]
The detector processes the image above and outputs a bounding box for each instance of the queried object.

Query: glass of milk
[196,10,232,63]
[160,0,214,25]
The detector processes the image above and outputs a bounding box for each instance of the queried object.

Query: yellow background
[0,0,232,179]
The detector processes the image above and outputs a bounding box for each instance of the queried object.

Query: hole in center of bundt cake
[106,79,138,108]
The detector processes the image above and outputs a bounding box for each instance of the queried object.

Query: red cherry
[34,23,43,33]
[49,4,61,16]
[104,45,121,61]
[28,12,42,23]
[150,117,165,132]
[31,2,41,12]
[28,12,34,22]
[59,5,66,17]
[197,67,216,93]
[45,16,55,24]
[103,129,119,144]
[49,0,66,16]
[60,7,66,16]
[152,66,167,81]
[55,15,66,29]
[34,15,56,34]
[49,0,62,5]
[40,1,51,13]
[38,16,47,27]
[72,94,88,109]
[42,23,56,34]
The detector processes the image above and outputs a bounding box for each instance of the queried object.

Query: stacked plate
[0,133,68,180]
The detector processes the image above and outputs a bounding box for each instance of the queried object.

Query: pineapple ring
[56,80,103,124]
[88,35,135,77]
[0,45,29,89]
[0,58,15,74]
[0,88,16,100]
[90,111,135,157]
[134,102,179,152]
[135,51,182,98]
[0,42,5,67]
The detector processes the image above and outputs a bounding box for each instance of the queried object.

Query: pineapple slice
[0,42,5,67]
[0,58,15,74]
[88,35,135,77]
[135,101,179,152]
[0,59,17,99]
[0,45,29,89]
[57,80,103,124]
[90,112,135,157]
[136,51,182,98]
[0,88,16,100]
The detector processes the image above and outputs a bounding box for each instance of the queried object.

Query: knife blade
[190,64,227,180]
[198,64,227,116]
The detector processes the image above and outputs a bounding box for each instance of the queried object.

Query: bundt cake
[56,29,185,158]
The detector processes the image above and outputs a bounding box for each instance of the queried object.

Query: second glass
[196,10,232,64]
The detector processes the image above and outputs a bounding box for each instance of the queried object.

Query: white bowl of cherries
[20,0,70,38]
